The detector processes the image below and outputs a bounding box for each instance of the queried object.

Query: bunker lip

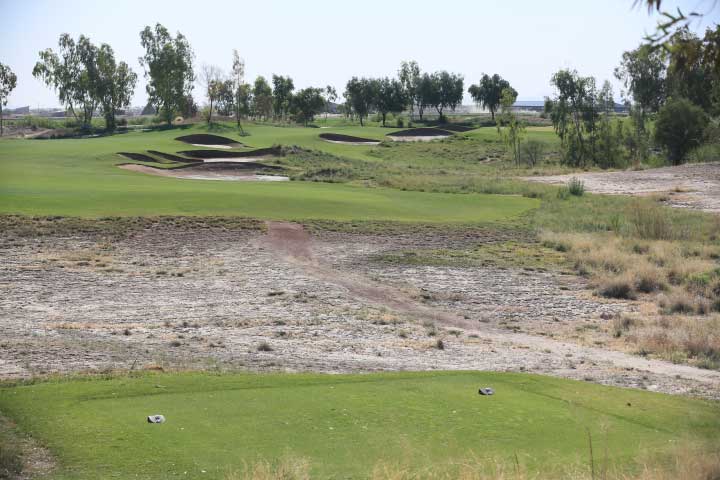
[117,152,160,163]
[438,124,475,132]
[117,163,288,182]
[146,150,202,163]
[387,127,454,142]
[175,134,244,147]
[178,146,283,160]
[319,133,381,145]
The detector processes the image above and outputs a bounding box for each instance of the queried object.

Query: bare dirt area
[2,220,719,398]
[523,162,720,213]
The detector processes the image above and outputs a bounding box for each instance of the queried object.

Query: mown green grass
[0,124,537,222]
[1,371,718,479]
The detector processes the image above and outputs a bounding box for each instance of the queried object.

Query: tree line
[545,25,720,167]
[4,23,520,132]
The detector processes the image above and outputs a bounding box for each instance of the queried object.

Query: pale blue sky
[1,0,718,108]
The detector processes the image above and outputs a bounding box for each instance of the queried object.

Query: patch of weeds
[598,276,636,300]
[257,341,273,352]
[435,339,445,350]
[567,177,585,196]
[0,437,23,479]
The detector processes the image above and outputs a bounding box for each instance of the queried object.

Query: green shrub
[567,177,585,196]
[654,97,708,165]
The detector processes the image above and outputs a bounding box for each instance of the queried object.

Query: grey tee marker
[147,415,166,423]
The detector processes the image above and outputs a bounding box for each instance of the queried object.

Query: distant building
[511,100,545,113]
[9,106,30,115]
[512,100,629,115]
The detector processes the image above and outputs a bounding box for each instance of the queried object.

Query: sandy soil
[321,139,381,146]
[523,163,720,213]
[190,144,232,149]
[387,136,450,142]
[2,222,718,398]
[118,164,289,181]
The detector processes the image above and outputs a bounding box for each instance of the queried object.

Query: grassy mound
[0,371,717,479]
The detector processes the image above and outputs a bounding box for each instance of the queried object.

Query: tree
[497,87,524,165]
[398,60,420,121]
[215,80,235,116]
[374,77,406,127]
[252,76,273,120]
[272,75,294,120]
[521,140,544,167]
[200,64,223,124]
[95,44,137,131]
[291,87,325,125]
[595,81,624,168]
[231,50,246,132]
[548,69,594,166]
[427,71,464,122]
[0,63,17,136]
[235,83,252,120]
[614,44,666,129]
[33,34,100,130]
[665,26,720,114]
[415,73,435,120]
[324,85,337,121]
[344,77,376,126]
[139,23,194,125]
[468,73,516,122]
[654,97,708,164]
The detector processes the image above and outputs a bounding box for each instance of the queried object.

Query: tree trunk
[382,113,386,127]
[208,98,213,124]
[105,108,116,132]
[359,115,364,127]
[0,104,3,136]
[490,108,495,122]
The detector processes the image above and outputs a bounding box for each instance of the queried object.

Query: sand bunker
[118,163,288,182]
[319,133,381,145]
[523,163,720,213]
[439,124,475,132]
[178,146,282,161]
[387,127,453,142]
[146,150,202,163]
[175,134,244,148]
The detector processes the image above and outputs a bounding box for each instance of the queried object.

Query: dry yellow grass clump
[541,231,720,369]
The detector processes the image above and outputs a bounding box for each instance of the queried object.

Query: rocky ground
[523,162,720,213]
[2,220,719,399]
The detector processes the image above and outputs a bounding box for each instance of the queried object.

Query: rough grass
[224,443,720,480]
[1,371,718,479]
[541,230,720,368]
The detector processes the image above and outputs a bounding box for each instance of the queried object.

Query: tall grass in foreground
[223,443,720,480]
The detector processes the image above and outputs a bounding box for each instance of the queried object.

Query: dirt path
[264,221,720,387]
[523,162,720,213]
